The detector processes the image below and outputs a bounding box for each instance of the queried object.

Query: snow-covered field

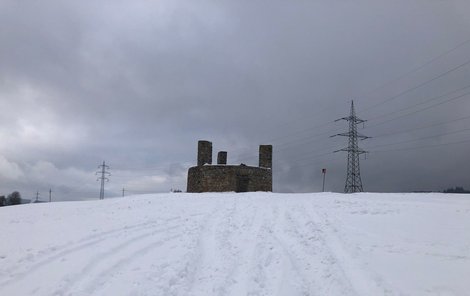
[0,192,469,296]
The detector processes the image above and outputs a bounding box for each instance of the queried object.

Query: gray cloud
[1,0,470,200]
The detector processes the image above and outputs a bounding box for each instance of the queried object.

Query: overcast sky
[1,0,470,201]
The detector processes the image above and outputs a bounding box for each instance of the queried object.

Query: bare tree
[7,191,21,205]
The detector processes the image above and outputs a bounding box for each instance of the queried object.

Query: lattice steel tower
[333,101,370,193]
[96,161,110,200]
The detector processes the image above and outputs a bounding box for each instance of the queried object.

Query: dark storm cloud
[1,0,470,200]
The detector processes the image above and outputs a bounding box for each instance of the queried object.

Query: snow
[0,192,469,296]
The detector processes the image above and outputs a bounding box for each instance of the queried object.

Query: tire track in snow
[2,216,180,277]
[80,232,183,295]
[282,204,355,295]
[53,223,187,296]
[134,201,225,296]
[222,201,263,296]
[0,216,184,290]
[247,202,311,296]
[246,216,271,295]
[203,198,264,296]
[270,204,312,295]
[300,204,386,295]
[186,198,240,295]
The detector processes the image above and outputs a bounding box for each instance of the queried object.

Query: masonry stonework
[217,151,227,165]
[259,145,272,168]
[197,140,212,166]
[187,141,272,193]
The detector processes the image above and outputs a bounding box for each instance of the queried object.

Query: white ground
[0,192,469,296]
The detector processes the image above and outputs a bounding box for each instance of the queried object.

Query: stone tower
[197,140,212,166]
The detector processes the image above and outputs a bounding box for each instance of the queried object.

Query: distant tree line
[0,191,22,207]
[443,187,470,194]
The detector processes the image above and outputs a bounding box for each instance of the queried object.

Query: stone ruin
[187,140,272,193]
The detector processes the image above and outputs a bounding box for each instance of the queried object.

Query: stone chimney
[217,151,227,165]
[259,145,272,169]
[197,140,212,166]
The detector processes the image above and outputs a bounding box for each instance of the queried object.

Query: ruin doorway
[236,175,249,192]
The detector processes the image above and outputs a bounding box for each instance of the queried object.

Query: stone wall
[187,165,272,193]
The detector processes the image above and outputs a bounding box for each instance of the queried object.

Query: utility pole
[322,168,327,192]
[332,101,370,193]
[49,188,52,202]
[122,188,125,197]
[36,191,40,202]
[96,161,110,200]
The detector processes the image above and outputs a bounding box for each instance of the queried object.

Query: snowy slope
[0,192,469,296]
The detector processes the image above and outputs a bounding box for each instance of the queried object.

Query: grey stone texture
[217,151,227,165]
[197,140,212,166]
[259,145,273,168]
[187,140,272,193]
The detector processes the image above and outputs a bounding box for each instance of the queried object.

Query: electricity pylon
[96,161,110,200]
[332,101,370,193]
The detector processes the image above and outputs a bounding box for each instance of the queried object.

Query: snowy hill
[0,192,469,296]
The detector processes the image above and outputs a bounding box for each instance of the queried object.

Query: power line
[284,154,337,170]
[234,80,470,163]
[273,126,343,150]
[264,120,336,144]
[364,90,470,130]
[360,36,470,99]
[367,127,470,149]
[252,101,351,144]
[290,150,336,164]
[360,57,470,114]
[367,83,470,122]
[239,84,470,161]
[271,39,470,152]
[232,131,342,163]
[371,114,470,138]
[373,137,470,153]
[235,38,470,159]
[113,162,189,171]
[231,121,339,162]
[233,66,469,162]
[219,38,470,164]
